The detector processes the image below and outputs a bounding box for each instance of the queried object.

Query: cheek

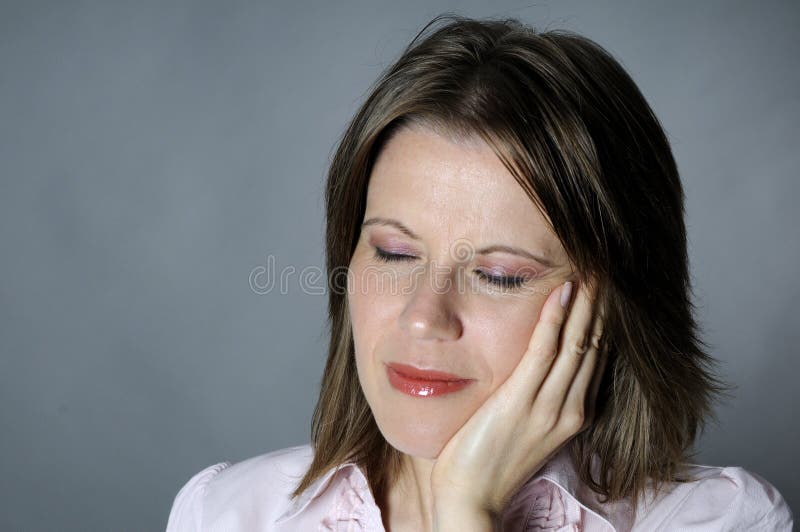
[347,264,372,356]
[347,258,396,360]
[471,295,546,388]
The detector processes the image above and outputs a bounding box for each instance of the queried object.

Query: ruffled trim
[502,478,583,532]
[529,480,568,529]
[319,468,384,531]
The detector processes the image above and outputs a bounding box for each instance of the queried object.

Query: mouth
[385,362,474,397]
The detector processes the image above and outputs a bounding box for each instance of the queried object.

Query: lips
[385,362,474,397]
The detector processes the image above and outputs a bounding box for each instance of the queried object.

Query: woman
[167,14,793,531]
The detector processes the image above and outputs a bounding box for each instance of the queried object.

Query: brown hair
[291,13,733,514]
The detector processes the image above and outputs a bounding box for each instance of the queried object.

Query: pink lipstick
[386,363,474,397]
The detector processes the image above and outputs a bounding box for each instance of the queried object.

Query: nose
[398,266,463,341]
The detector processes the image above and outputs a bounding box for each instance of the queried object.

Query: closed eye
[374,247,416,263]
[373,247,528,289]
[474,270,527,288]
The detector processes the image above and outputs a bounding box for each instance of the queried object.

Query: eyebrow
[361,217,558,268]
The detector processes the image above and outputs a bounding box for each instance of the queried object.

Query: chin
[373,412,456,460]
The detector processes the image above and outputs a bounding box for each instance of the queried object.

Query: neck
[381,453,437,532]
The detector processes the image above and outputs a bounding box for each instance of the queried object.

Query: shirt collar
[531,445,635,531]
[275,445,634,531]
[274,460,359,525]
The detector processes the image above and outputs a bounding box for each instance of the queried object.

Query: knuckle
[531,341,558,362]
[562,409,585,433]
[535,409,560,433]
[589,332,603,352]
[567,337,589,358]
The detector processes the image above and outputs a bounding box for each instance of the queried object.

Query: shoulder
[166,444,314,531]
[633,462,794,531]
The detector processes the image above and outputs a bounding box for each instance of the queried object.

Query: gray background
[1,0,797,529]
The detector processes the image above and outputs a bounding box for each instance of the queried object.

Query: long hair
[291,13,733,513]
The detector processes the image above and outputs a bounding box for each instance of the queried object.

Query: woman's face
[347,124,574,459]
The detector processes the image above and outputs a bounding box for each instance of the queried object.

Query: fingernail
[560,281,573,308]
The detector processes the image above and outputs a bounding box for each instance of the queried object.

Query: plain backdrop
[0,0,797,529]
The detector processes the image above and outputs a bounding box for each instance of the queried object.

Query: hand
[430,277,608,522]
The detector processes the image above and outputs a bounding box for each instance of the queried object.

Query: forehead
[366,124,556,242]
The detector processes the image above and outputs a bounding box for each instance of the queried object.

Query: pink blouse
[166,444,793,531]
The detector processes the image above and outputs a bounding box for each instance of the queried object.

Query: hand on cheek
[429,277,608,523]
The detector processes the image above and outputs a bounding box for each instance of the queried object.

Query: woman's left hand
[429,277,608,527]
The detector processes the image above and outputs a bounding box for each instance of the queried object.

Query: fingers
[502,280,574,404]
[563,300,607,432]
[583,305,609,421]
[532,277,603,432]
